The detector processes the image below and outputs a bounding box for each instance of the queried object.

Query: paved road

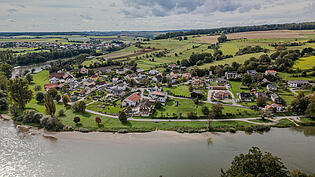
[84,108,301,125]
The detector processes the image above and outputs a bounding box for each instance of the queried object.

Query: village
[43,62,313,119]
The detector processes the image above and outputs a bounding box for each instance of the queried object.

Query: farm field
[293,56,315,70]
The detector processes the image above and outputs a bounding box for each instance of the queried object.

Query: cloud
[7,19,16,23]
[80,14,93,21]
[7,9,17,13]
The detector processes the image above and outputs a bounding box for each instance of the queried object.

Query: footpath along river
[1,118,315,177]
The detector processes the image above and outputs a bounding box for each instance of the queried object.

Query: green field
[294,56,315,70]
[153,98,258,118]
[163,85,191,97]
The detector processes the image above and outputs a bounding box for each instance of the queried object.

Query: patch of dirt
[108,48,159,61]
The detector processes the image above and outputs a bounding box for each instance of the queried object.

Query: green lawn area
[163,85,191,97]
[153,98,258,118]
[229,81,248,98]
[87,101,124,114]
[294,56,315,70]
[278,72,315,81]
[276,89,296,105]
[273,119,295,128]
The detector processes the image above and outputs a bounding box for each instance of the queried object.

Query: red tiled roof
[152,91,165,97]
[44,83,63,89]
[50,73,65,79]
[127,92,141,103]
[266,70,277,73]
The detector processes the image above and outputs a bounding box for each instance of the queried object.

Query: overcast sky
[0,0,314,32]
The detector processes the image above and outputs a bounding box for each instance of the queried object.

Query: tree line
[155,21,315,39]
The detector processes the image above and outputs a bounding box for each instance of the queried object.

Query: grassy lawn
[163,85,191,97]
[278,72,315,81]
[273,119,295,128]
[153,98,258,118]
[229,81,248,98]
[87,101,124,114]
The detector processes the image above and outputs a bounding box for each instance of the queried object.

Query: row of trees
[155,21,315,39]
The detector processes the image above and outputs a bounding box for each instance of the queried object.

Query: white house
[288,80,309,88]
[150,91,168,104]
[122,92,142,107]
[225,71,238,80]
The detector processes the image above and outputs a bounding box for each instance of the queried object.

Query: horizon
[1,0,314,32]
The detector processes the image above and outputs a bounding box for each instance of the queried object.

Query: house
[139,100,154,116]
[216,78,227,84]
[265,70,277,76]
[270,93,282,104]
[126,73,138,80]
[247,70,258,77]
[112,88,125,97]
[148,70,159,75]
[288,80,309,88]
[90,75,99,81]
[255,91,267,98]
[152,75,162,82]
[150,91,168,104]
[122,92,142,107]
[225,71,238,80]
[267,84,277,91]
[214,91,229,100]
[265,104,285,112]
[80,67,88,74]
[168,64,176,69]
[138,72,146,79]
[182,73,192,79]
[44,83,63,91]
[238,92,252,102]
[49,77,60,84]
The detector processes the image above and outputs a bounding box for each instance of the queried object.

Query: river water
[1,119,315,177]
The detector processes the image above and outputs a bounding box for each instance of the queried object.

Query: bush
[0,97,8,110]
[73,116,80,125]
[72,101,86,113]
[22,110,43,124]
[187,112,198,119]
[58,109,65,117]
[34,85,41,91]
[9,104,19,117]
[35,92,44,103]
[40,116,64,130]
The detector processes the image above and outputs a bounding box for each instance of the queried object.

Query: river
[0,119,315,177]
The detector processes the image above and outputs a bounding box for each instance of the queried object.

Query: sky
[0,0,314,32]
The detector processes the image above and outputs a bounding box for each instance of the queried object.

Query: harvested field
[108,48,159,61]
[197,30,315,44]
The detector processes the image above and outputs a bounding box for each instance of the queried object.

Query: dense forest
[155,21,315,39]
[0,49,94,66]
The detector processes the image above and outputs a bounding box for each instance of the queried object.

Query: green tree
[290,92,309,115]
[35,92,44,103]
[44,93,56,117]
[119,111,128,123]
[211,103,224,119]
[218,33,228,43]
[305,99,315,118]
[47,88,58,99]
[7,78,33,109]
[256,96,266,107]
[221,147,289,177]
[0,63,13,79]
[88,69,94,77]
[0,74,8,91]
[202,105,210,115]
[34,85,42,91]
[242,73,253,86]
[25,74,33,83]
[72,101,86,113]
[62,95,71,106]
